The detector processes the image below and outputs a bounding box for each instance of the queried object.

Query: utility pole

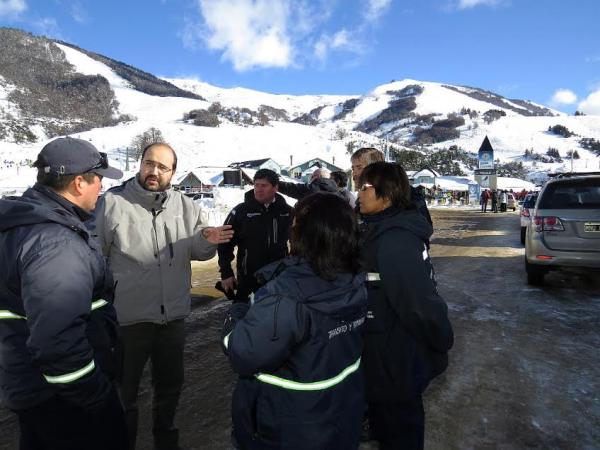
[570,150,573,173]
[125,147,130,172]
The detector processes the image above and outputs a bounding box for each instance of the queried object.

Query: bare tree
[130,127,165,160]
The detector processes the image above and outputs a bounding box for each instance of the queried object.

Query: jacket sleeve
[20,238,112,411]
[91,195,113,256]
[191,201,217,261]
[223,290,306,376]
[377,230,453,353]
[217,206,241,279]
[276,181,310,200]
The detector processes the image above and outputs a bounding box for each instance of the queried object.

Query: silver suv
[525,172,600,285]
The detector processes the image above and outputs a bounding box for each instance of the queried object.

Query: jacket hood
[243,189,288,210]
[256,256,367,316]
[0,184,89,233]
[363,206,433,244]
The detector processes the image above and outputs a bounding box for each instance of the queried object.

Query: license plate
[584,222,600,232]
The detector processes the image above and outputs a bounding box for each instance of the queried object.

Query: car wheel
[520,227,526,245]
[525,259,546,286]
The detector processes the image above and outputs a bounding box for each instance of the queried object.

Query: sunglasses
[85,152,109,173]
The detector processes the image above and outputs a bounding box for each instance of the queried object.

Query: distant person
[500,190,508,212]
[276,167,341,199]
[93,142,233,450]
[222,193,367,449]
[358,162,453,450]
[331,170,356,208]
[480,189,489,212]
[218,169,293,303]
[491,189,499,213]
[0,138,127,450]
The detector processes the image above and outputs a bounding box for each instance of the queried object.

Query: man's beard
[140,174,169,191]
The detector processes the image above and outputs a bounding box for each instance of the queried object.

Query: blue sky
[1,0,599,114]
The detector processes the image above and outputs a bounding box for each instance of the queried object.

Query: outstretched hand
[201,225,234,244]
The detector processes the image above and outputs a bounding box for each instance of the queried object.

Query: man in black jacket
[218,169,293,302]
[0,138,127,450]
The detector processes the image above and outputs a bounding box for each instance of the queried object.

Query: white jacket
[93,177,216,325]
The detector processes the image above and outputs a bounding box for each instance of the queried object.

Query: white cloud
[192,0,293,71]
[578,89,600,115]
[0,0,27,18]
[456,0,505,9]
[69,1,88,23]
[364,0,392,22]
[551,89,577,105]
[314,29,364,62]
[31,17,62,38]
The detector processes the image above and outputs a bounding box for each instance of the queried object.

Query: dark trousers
[119,320,185,450]
[481,200,488,212]
[17,385,127,450]
[235,275,259,303]
[368,396,425,450]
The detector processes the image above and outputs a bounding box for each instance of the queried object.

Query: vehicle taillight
[533,216,565,232]
[521,208,530,218]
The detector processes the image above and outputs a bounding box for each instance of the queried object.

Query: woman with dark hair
[358,162,454,450]
[222,193,368,450]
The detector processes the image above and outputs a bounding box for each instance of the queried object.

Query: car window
[538,179,600,209]
[523,195,538,208]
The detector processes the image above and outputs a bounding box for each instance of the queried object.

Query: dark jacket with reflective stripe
[224,257,368,450]
[0,184,118,411]
[218,191,292,296]
[360,206,453,403]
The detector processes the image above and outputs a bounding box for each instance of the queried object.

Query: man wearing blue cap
[0,137,128,450]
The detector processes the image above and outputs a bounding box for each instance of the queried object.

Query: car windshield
[538,179,600,209]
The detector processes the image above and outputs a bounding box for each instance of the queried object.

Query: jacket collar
[33,183,92,222]
[125,175,171,211]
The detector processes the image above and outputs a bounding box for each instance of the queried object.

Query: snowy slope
[1,44,376,194]
[2,41,600,198]
[165,77,354,118]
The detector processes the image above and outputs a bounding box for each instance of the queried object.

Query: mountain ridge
[1,26,599,191]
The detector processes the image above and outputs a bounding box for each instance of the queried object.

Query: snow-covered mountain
[1,27,599,194]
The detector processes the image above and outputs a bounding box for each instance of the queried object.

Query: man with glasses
[0,137,127,449]
[93,142,233,450]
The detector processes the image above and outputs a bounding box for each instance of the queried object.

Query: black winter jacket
[0,185,118,411]
[277,177,341,200]
[223,257,368,450]
[218,191,292,296]
[360,206,453,403]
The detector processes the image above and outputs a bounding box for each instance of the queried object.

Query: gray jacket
[93,177,216,325]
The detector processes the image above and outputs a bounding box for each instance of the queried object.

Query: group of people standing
[0,138,453,450]
[480,188,511,213]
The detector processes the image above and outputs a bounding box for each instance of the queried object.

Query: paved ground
[1,208,598,449]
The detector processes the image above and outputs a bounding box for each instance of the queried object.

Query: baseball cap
[34,137,123,180]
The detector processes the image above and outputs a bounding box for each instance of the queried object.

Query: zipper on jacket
[151,209,160,261]
[152,207,167,322]
[164,224,174,265]
[242,249,248,275]
[271,297,281,341]
[272,218,278,244]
